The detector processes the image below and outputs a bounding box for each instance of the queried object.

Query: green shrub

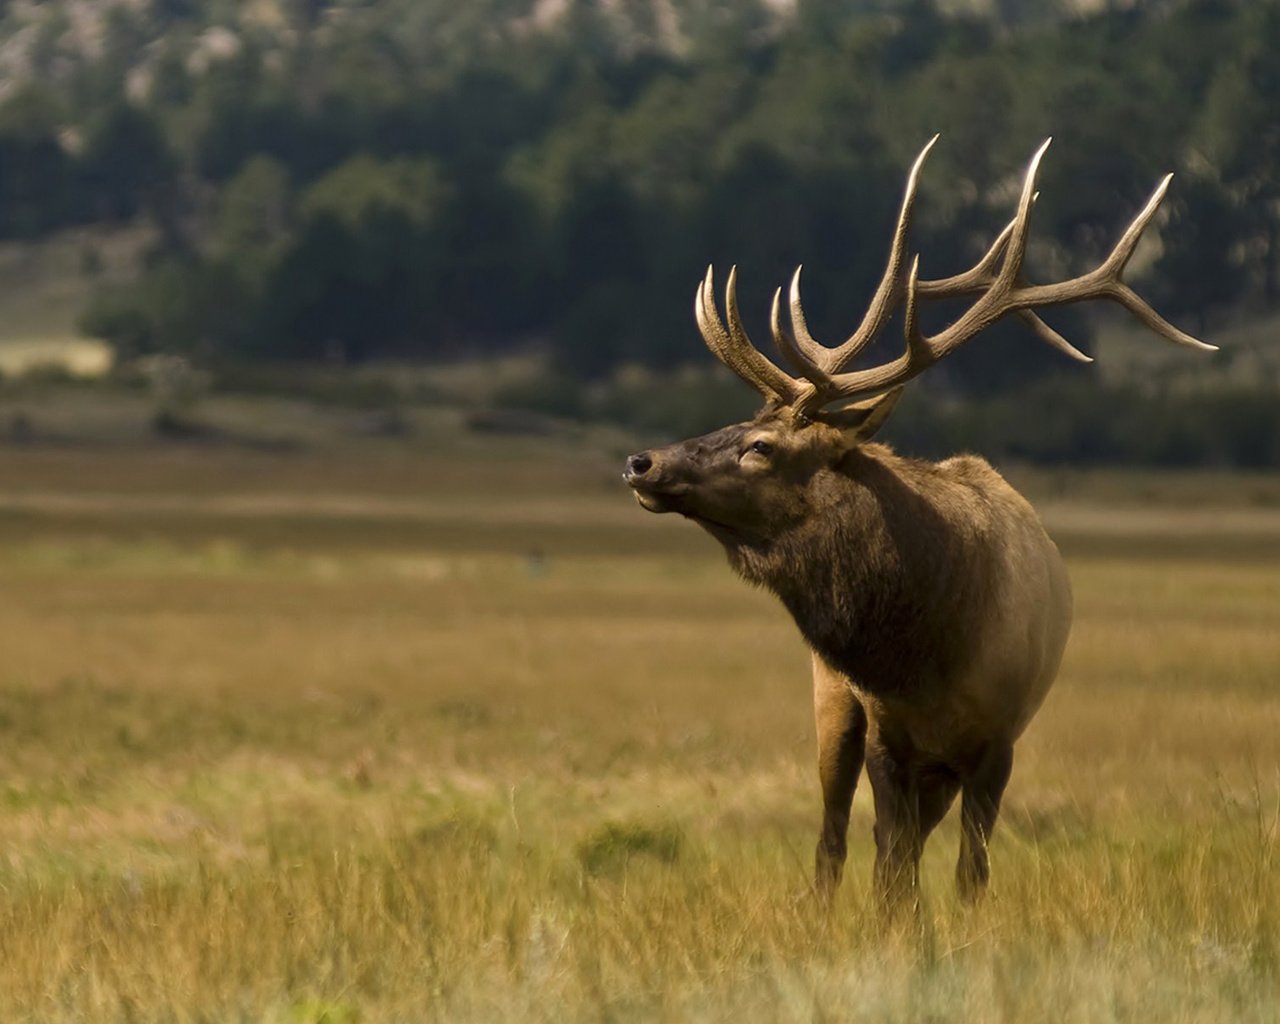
[576,820,683,878]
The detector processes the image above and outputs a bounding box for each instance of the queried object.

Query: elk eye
[749,440,773,456]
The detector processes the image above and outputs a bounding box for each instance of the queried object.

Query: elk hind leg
[867,747,961,916]
[812,655,867,902]
[866,743,923,915]
[917,765,962,848]
[957,741,1014,903]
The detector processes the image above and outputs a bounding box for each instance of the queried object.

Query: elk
[623,138,1214,909]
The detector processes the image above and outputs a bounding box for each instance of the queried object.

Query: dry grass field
[0,433,1277,1022]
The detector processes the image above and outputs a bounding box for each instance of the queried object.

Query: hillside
[0,0,1276,464]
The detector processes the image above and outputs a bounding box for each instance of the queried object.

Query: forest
[1,0,1278,463]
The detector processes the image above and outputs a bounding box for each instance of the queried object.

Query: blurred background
[0,0,1274,461]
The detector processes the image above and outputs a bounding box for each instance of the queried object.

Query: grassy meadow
[0,423,1278,1022]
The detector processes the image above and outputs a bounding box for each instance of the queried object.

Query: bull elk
[623,138,1214,909]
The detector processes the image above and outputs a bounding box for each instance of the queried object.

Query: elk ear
[817,387,904,445]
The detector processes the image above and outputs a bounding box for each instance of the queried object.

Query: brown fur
[625,404,1072,908]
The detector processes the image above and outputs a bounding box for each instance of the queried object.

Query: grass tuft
[576,820,684,878]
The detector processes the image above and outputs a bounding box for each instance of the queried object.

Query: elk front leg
[812,654,866,902]
[957,741,1014,903]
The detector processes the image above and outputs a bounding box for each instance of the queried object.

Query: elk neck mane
[722,442,1004,698]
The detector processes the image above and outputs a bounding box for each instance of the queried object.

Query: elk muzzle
[623,448,687,514]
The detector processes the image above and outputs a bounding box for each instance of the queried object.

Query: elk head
[624,137,1214,543]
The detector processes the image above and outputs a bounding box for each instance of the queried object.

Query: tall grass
[0,448,1276,1021]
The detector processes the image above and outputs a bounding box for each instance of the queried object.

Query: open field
[0,231,140,378]
[0,437,1278,1022]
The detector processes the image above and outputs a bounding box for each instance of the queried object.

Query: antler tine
[1102,173,1172,278]
[916,218,1016,298]
[1015,310,1094,362]
[1108,281,1215,351]
[807,134,939,376]
[767,265,843,382]
[695,268,735,368]
[903,255,934,371]
[993,137,1053,291]
[696,265,810,403]
[771,284,820,377]
[785,267,833,371]
[724,266,816,398]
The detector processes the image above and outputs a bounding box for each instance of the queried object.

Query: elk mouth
[627,480,750,542]
[626,479,689,515]
[633,490,670,514]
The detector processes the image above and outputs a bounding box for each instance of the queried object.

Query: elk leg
[867,754,961,914]
[956,741,1014,903]
[917,765,962,846]
[866,744,921,914]
[812,655,867,902]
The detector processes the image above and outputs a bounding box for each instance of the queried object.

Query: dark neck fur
[722,447,990,696]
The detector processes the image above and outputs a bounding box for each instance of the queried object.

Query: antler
[695,137,1216,417]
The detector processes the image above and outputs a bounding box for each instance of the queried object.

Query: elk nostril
[627,453,653,476]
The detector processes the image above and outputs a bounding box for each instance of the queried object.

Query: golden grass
[0,446,1277,1021]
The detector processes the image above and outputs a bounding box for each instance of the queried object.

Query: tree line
[1,0,1277,460]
